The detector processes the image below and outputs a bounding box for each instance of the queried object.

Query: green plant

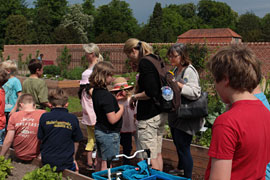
[0,156,13,179]
[43,65,61,76]
[65,67,84,80]
[35,50,40,59]
[186,43,208,73]
[22,164,62,180]
[18,48,24,69]
[0,50,4,62]
[57,46,72,76]
[192,128,212,147]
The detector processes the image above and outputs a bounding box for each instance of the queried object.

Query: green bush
[65,67,85,80]
[43,65,61,76]
[22,164,62,180]
[0,156,13,179]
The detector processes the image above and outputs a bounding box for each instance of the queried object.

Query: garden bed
[0,146,92,180]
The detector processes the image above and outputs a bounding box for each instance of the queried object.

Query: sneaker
[169,169,184,176]
[92,151,96,159]
[86,164,95,170]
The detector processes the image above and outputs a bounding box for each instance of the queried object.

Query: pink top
[119,98,137,133]
[81,90,96,126]
[80,68,93,85]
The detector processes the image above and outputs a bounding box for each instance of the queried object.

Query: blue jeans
[95,128,120,161]
[0,128,5,145]
[170,127,193,178]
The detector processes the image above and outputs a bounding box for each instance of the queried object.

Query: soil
[7,161,37,180]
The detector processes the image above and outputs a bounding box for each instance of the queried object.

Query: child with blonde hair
[89,61,124,171]
[1,60,22,125]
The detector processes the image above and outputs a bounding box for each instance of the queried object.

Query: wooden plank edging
[0,146,93,180]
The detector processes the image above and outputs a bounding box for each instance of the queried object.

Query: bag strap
[143,54,168,85]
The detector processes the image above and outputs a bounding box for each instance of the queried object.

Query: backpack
[144,55,181,112]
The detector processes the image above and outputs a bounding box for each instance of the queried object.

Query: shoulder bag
[177,66,208,119]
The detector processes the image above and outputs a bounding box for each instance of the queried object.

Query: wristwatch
[131,94,137,101]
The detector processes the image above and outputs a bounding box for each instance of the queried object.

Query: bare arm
[0,130,15,157]
[9,92,22,115]
[106,103,124,124]
[73,142,79,172]
[209,158,232,180]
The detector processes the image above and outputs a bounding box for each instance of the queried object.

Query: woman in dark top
[123,38,167,171]
[89,61,124,171]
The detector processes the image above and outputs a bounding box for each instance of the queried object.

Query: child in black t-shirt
[89,61,124,171]
[37,88,83,172]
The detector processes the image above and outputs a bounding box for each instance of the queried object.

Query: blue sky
[26,0,270,24]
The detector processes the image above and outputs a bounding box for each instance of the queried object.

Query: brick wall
[3,42,270,77]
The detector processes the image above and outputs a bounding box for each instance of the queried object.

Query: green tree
[142,3,164,42]
[94,0,139,42]
[5,15,28,45]
[59,4,93,43]
[197,0,238,29]
[82,0,95,16]
[82,0,96,41]
[236,12,262,42]
[0,0,27,48]
[261,13,270,42]
[57,46,71,76]
[161,8,187,42]
[32,0,68,44]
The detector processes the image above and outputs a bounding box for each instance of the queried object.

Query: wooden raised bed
[79,120,209,177]
[0,146,93,180]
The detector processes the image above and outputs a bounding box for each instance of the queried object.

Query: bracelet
[131,94,137,101]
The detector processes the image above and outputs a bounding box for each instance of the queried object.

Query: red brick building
[177,28,242,43]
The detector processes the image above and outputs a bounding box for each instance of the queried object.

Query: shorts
[85,125,95,151]
[95,128,120,161]
[137,113,168,159]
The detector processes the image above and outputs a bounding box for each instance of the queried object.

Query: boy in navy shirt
[38,88,83,172]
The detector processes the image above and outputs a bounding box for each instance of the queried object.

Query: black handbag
[176,66,208,119]
[178,91,208,119]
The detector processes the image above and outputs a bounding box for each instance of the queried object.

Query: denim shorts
[95,128,120,161]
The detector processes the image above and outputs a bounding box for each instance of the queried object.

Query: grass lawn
[46,96,82,113]
[68,96,82,112]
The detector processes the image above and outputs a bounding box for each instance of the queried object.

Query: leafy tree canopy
[236,12,262,42]
[94,0,139,38]
[197,0,238,29]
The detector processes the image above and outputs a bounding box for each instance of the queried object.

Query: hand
[118,103,124,110]
[116,90,127,100]
[74,160,79,173]
[129,95,137,110]
[177,82,184,89]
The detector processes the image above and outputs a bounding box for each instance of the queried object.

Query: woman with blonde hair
[78,43,103,170]
[123,38,167,171]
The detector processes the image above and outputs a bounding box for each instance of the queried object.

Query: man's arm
[209,158,232,180]
[0,130,15,157]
